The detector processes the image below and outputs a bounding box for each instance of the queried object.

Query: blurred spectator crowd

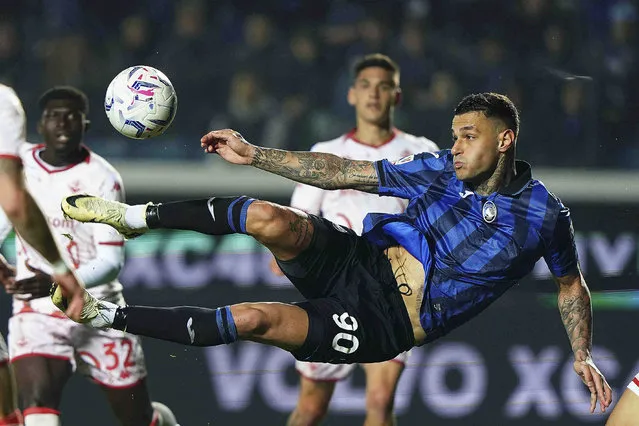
[1,0,638,168]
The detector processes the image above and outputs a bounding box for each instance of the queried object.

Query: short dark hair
[351,53,400,81]
[454,92,519,138]
[38,86,89,115]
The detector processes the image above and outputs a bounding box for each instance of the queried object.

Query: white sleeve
[98,168,126,203]
[419,136,440,154]
[74,168,125,287]
[73,232,123,287]
[290,183,324,215]
[0,86,26,158]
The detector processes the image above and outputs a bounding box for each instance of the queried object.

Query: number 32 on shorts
[332,312,359,354]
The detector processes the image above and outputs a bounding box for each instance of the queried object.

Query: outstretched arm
[554,271,612,413]
[252,147,378,192]
[200,129,379,192]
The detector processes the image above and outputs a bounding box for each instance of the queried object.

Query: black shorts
[276,215,414,364]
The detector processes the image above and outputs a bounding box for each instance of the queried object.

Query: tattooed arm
[252,147,378,192]
[200,129,379,192]
[554,270,612,413]
[555,271,592,361]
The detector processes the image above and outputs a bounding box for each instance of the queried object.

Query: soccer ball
[104,65,177,139]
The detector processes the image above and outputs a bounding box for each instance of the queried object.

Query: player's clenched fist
[200,129,257,165]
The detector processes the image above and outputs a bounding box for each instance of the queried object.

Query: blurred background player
[0,87,178,426]
[1,82,85,426]
[273,54,439,426]
[0,85,85,318]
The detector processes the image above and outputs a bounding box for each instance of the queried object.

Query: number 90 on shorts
[331,312,360,354]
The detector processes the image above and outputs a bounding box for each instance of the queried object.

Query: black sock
[145,197,255,235]
[112,305,238,347]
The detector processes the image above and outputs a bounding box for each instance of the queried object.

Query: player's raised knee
[232,304,272,337]
[246,202,298,237]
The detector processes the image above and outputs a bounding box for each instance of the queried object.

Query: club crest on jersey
[482,201,497,223]
[69,180,82,193]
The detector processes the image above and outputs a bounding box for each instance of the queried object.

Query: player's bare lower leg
[287,378,335,426]
[100,379,154,426]
[0,360,22,426]
[361,361,404,426]
[12,356,72,426]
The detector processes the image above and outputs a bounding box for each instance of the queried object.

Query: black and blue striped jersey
[363,149,579,341]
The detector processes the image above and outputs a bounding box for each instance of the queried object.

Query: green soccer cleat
[50,283,117,328]
[50,282,98,324]
[61,194,146,239]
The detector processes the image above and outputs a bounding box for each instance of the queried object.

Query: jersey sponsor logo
[482,200,498,223]
[459,190,474,199]
[48,217,76,229]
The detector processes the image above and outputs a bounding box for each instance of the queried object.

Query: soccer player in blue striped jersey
[59,92,613,415]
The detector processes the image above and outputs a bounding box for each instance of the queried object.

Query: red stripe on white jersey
[31,147,89,174]
[23,407,60,416]
[10,353,71,363]
[344,128,399,148]
[98,241,124,246]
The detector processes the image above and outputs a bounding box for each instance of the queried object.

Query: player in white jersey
[0,85,84,318]
[276,54,438,426]
[0,83,82,426]
[289,129,437,235]
[0,87,178,426]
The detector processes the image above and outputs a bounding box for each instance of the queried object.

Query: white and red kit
[0,84,26,161]
[627,373,639,397]
[293,129,439,381]
[0,84,27,365]
[0,143,147,387]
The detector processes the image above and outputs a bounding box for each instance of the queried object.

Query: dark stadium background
[2,0,639,424]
